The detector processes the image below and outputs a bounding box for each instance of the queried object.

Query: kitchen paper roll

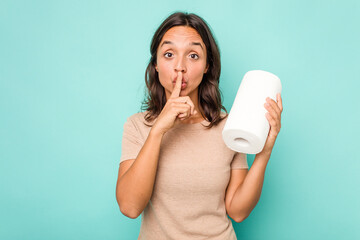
[222,70,282,154]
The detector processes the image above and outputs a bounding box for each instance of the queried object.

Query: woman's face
[155,26,209,100]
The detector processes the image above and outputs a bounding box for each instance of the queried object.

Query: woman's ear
[155,64,158,72]
[204,64,209,73]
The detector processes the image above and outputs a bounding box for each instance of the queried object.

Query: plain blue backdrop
[1,0,359,239]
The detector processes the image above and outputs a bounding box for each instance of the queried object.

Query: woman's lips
[172,80,187,89]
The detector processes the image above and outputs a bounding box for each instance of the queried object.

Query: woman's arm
[116,72,197,219]
[227,151,271,222]
[229,94,283,222]
[116,129,164,219]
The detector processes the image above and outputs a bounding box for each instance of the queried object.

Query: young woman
[116,12,283,240]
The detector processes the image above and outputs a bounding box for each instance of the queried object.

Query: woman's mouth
[181,82,187,89]
[172,81,187,90]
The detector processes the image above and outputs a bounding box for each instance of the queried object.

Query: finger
[178,112,190,120]
[177,104,192,118]
[265,112,279,130]
[170,71,182,99]
[264,102,279,120]
[172,96,195,115]
[184,97,195,115]
[178,113,188,119]
[173,103,191,116]
[266,112,281,138]
[266,97,281,116]
[277,93,283,112]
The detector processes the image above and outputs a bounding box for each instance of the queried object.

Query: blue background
[1,0,359,239]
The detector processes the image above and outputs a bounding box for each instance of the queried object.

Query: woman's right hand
[151,71,197,136]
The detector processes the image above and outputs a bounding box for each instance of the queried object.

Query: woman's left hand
[259,93,283,155]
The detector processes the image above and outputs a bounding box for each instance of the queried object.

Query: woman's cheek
[158,71,172,90]
[189,66,204,81]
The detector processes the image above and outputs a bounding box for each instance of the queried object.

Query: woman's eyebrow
[160,40,203,50]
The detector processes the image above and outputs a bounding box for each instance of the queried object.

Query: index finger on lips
[170,71,182,99]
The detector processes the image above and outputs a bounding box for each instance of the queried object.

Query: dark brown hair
[141,11,227,128]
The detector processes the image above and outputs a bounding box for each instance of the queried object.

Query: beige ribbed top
[120,111,248,240]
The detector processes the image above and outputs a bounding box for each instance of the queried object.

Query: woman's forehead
[160,26,204,48]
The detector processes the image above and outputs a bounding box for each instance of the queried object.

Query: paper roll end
[234,137,250,148]
[222,129,265,154]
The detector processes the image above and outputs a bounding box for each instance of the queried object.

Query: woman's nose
[174,57,186,72]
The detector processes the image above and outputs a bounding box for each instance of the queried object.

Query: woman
[116,11,283,240]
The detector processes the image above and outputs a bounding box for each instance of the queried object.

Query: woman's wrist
[254,150,272,163]
[149,127,165,138]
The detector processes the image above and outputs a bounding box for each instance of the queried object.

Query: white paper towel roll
[222,70,282,154]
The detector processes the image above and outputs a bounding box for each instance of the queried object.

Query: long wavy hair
[141,11,228,128]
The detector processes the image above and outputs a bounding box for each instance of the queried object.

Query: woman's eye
[164,52,173,58]
[190,54,199,60]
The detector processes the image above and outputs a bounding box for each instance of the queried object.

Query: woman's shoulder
[220,111,228,118]
[126,111,148,122]
[125,110,154,128]
[218,111,229,124]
